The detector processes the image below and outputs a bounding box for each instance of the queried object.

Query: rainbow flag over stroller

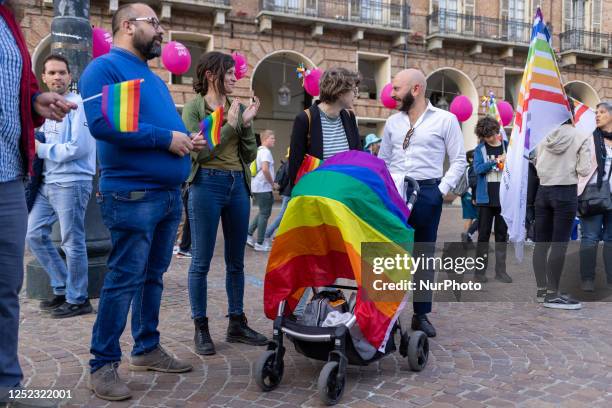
[264,151,414,350]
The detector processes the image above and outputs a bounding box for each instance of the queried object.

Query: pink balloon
[304,68,323,97]
[449,95,473,122]
[232,52,248,80]
[380,83,397,109]
[92,27,112,58]
[161,41,191,75]
[497,100,514,126]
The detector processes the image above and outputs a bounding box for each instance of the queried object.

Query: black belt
[416,178,441,186]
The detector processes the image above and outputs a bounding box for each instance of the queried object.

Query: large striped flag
[101,79,142,132]
[500,8,572,246]
[264,151,413,350]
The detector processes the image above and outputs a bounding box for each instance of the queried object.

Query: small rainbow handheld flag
[294,154,322,184]
[101,79,142,132]
[200,107,224,149]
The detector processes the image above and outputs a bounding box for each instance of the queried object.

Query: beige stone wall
[20,0,612,120]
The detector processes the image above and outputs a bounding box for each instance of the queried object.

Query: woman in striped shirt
[288,67,362,186]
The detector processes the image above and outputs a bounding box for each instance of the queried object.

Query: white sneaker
[246,235,255,248]
[254,242,271,252]
[263,237,272,248]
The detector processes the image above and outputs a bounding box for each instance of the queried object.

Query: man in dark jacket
[0,0,76,396]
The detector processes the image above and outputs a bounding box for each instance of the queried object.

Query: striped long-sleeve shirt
[319,108,349,159]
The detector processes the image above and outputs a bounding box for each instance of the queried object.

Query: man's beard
[133,31,162,60]
[398,92,415,113]
[50,83,69,95]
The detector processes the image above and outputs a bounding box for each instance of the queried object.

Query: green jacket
[182,94,258,194]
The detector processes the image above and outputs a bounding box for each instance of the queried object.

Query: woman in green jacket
[182,51,267,356]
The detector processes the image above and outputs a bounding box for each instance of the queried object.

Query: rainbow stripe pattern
[200,107,223,149]
[500,8,573,244]
[101,79,141,132]
[264,151,414,350]
[294,154,323,184]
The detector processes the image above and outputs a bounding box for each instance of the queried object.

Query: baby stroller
[254,152,429,406]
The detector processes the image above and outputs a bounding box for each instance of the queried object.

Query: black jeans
[476,206,508,275]
[0,180,27,387]
[532,185,578,292]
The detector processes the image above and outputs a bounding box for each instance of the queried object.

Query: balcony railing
[428,10,532,46]
[260,0,410,30]
[166,0,230,5]
[560,29,612,55]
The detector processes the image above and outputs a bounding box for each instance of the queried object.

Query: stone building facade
[20,0,612,158]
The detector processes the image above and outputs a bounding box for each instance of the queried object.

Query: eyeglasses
[403,126,414,150]
[128,17,162,31]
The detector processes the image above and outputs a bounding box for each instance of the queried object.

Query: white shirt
[379,102,467,197]
[251,146,275,193]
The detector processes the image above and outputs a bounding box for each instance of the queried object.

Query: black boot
[411,314,437,338]
[226,313,268,346]
[194,317,216,355]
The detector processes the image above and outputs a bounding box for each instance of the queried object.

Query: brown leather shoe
[129,345,192,373]
[89,362,131,401]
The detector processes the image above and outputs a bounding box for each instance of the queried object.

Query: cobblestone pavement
[18,206,612,407]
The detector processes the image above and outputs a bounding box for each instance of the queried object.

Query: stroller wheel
[317,361,345,406]
[407,330,429,372]
[254,350,284,392]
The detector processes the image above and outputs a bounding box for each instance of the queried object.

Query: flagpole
[82,79,145,103]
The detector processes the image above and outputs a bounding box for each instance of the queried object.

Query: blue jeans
[580,209,612,283]
[265,195,291,239]
[26,181,92,304]
[90,189,182,372]
[188,169,250,319]
[407,183,443,315]
[0,180,27,387]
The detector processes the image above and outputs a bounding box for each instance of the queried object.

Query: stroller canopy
[264,151,414,350]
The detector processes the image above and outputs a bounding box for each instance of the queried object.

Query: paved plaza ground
[17,206,612,407]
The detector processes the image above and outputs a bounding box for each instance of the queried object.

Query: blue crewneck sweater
[80,47,190,192]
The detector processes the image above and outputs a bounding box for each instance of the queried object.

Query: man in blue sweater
[27,54,96,319]
[80,2,204,401]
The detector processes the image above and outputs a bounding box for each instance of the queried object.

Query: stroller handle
[404,176,419,212]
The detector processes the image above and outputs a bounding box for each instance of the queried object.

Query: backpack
[299,290,348,327]
[451,167,471,196]
[468,165,477,189]
[249,146,265,176]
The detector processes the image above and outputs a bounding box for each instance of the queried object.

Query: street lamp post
[26,0,111,300]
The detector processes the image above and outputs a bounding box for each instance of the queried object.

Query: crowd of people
[1,0,612,404]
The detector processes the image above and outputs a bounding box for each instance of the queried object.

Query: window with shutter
[504,0,526,41]
[463,0,475,33]
[438,0,459,33]
[591,0,602,51]
[564,0,574,31]
[390,0,403,26]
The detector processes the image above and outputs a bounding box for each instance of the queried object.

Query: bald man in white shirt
[379,69,467,338]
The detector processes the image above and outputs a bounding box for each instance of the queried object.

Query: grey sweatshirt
[535,124,592,186]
